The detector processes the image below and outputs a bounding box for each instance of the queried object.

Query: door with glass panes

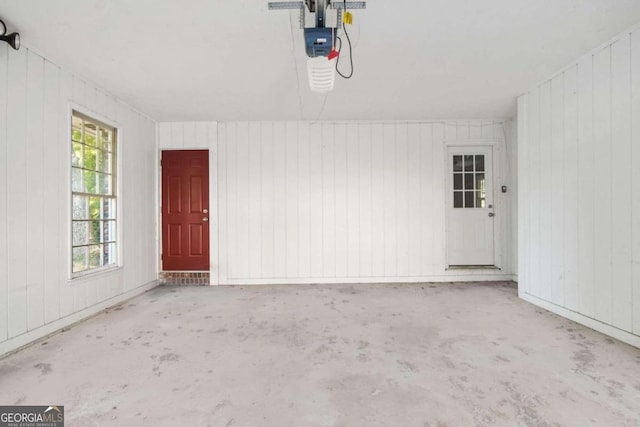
[447,146,495,266]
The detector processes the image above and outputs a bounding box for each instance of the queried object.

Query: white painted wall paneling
[0,46,158,354]
[563,64,579,311]
[509,117,518,280]
[158,121,212,149]
[26,50,45,331]
[632,29,640,336]
[6,45,28,338]
[592,46,613,325]
[211,120,515,285]
[611,36,633,332]
[159,118,517,286]
[518,27,640,346]
[0,44,7,343]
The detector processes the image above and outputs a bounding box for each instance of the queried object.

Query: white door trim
[444,138,500,147]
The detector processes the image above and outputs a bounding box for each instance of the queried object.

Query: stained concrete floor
[1,282,639,426]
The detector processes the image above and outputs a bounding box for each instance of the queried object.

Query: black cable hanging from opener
[335,0,354,79]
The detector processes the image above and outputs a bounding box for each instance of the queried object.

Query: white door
[446,146,495,266]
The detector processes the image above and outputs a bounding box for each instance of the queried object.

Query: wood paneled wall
[518,27,640,346]
[0,45,158,354]
[210,120,515,284]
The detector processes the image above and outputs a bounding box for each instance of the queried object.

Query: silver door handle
[203,217,209,222]
[488,212,495,217]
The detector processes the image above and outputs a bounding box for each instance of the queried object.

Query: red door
[162,150,210,270]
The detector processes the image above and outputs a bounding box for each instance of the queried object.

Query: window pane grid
[71,167,114,177]
[71,111,117,275]
[452,154,486,209]
[72,146,113,174]
[73,191,116,200]
[73,241,117,248]
[72,140,114,154]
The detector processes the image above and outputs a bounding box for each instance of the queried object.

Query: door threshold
[447,265,500,270]
[159,271,210,285]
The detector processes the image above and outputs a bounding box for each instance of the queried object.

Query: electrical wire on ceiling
[335,0,354,79]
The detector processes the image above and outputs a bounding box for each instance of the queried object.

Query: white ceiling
[1,0,640,122]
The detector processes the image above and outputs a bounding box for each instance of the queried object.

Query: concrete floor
[1,282,639,427]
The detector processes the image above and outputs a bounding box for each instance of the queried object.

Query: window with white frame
[71,111,118,275]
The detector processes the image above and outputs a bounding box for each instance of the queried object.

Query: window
[452,154,486,208]
[71,111,118,275]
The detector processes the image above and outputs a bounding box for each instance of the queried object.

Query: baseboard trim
[0,280,160,358]
[520,292,640,349]
[218,274,515,286]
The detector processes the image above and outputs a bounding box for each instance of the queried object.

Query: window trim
[68,105,123,280]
